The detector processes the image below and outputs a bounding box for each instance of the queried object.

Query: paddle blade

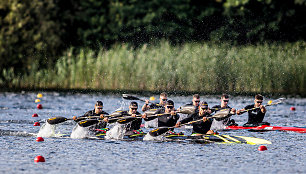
[179,105,196,114]
[78,119,99,127]
[211,109,231,119]
[47,117,68,125]
[145,108,163,115]
[149,127,170,137]
[122,94,140,100]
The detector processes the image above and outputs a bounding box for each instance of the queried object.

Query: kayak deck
[226,125,306,133]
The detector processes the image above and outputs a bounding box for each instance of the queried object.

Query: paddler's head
[94,101,104,114]
[159,92,168,106]
[192,94,200,107]
[165,100,174,113]
[254,94,263,107]
[199,101,208,115]
[221,94,229,107]
[129,102,138,114]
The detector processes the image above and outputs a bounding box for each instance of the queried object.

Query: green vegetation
[5,41,304,95]
[0,0,305,95]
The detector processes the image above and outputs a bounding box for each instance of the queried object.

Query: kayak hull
[226,125,306,133]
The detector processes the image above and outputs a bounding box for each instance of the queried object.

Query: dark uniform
[243,104,268,127]
[180,112,212,134]
[116,111,142,136]
[211,105,237,126]
[80,109,109,130]
[145,109,179,130]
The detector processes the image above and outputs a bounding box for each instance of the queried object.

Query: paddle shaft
[239,98,284,114]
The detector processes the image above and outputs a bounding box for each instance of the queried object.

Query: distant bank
[1,41,305,96]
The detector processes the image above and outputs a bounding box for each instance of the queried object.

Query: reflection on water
[0,92,305,174]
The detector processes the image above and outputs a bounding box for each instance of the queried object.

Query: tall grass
[3,41,305,95]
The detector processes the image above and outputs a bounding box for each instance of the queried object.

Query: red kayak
[226,125,306,133]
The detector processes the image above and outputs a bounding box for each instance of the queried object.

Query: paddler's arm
[141,100,150,112]
[260,105,266,113]
[175,113,193,127]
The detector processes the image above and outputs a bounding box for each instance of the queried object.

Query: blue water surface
[0,92,305,174]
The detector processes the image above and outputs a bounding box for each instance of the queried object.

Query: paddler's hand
[175,122,181,128]
[206,108,212,114]
[260,105,266,113]
[131,114,137,117]
[170,111,176,116]
[236,109,242,115]
[141,113,147,119]
[72,116,77,121]
[202,117,208,122]
[99,114,104,119]
[230,108,236,115]
[103,117,109,122]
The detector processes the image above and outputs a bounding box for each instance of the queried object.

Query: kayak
[94,129,271,145]
[226,125,306,133]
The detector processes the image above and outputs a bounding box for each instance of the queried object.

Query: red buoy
[32,113,38,117]
[258,145,267,151]
[33,122,40,126]
[37,104,43,109]
[36,137,44,142]
[290,107,296,111]
[34,155,45,162]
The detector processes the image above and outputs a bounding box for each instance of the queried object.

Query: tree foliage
[0,0,305,82]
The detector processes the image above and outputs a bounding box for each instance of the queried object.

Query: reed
[4,41,305,95]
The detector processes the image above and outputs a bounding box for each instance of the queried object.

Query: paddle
[46,111,126,125]
[78,113,173,127]
[122,94,148,102]
[238,98,285,114]
[149,109,231,137]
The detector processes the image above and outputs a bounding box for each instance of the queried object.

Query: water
[0,92,305,173]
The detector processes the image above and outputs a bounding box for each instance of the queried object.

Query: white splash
[70,125,91,139]
[105,123,126,140]
[143,133,164,141]
[210,119,226,131]
[37,122,59,137]
[144,119,158,128]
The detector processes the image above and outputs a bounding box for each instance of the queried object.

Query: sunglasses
[166,106,174,109]
[96,107,103,109]
[256,101,263,104]
[131,108,138,110]
[194,100,200,103]
[223,100,229,102]
[161,99,168,101]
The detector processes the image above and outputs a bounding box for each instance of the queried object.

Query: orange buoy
[290,107,296,111]
[33,122,40,126]
[34,155,45,162]
[35,99,41,103]
[258,145,267,151]
[36,137,44,142]
[32,113,38,117]
[37,104,43,109]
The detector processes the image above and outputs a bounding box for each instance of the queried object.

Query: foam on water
[105,123,126,139]
[210,119,226,131]
[144,119,158,128]
[70,125,91,139]
[143,132,164,141]
[37,122,60,137]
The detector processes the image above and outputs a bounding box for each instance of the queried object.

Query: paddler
[141,92,168,128]
[211,94,237,126]
[236,94,268,127]
[116,102,144,136]
[175,101,214,134]
[72,101,109,129]
[141,92,168,111]
[143,100,180,132]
